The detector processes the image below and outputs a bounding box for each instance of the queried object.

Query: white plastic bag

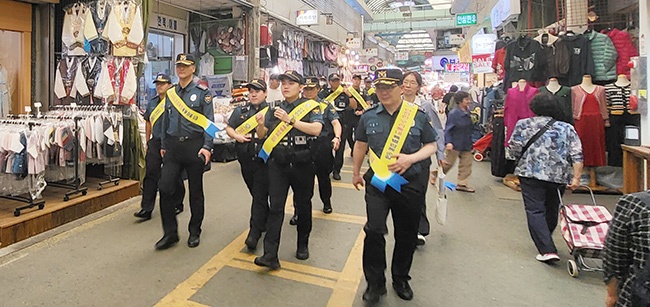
[435,166,447,226]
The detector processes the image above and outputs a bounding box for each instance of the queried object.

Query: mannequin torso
[546,78,561,93]
[579,75,596,93]
[614,74,631,87]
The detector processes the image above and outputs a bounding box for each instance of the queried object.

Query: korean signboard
[472,54,494,74]
[456,13,478,27]
[445,63,471,73]
[296,10,319,26]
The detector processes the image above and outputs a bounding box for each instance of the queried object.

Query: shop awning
[159,0,252,12]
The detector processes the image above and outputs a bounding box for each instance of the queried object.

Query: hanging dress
[574,87,607,166]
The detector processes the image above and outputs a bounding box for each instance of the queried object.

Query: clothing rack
[42,115,88,201]
[0,119,46,216]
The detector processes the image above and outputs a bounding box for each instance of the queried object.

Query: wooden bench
[622,145,650,193]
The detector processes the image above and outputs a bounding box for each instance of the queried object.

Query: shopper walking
[321,73,357,181]
[402,71,443,246]
[225,78,270,251]
[352,68,437,303]
[266,74,283,103]
[135,73,185,221]
[443,91,476,193]
[442,84,458,115]
[155,54,214,250]
[254,70,323,269]
[509,93,583,263]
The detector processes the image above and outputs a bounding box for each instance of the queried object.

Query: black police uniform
[356,102,436,291]
[227,101,270,246]
[140,95,185,215]
[347,86,369,154]
[319,88,353,175]
[313,101,340,209]
[260,97,323,263]
[159,80,213,240]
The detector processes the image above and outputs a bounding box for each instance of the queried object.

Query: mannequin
[517,79,527,91]
[605,74,639,166]
[504,79,538,146]
[615,74,631,87]
[540,77,573,124]
[572,75,608,183]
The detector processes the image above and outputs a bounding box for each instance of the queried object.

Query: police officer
[155,54,214,250]
[225,78,270,250]
[352,68,437,303]
[254,70,323,269]
[320,73,357,181]
[347,73,370,157]
[135,73,185,221]
[304,76,342,214]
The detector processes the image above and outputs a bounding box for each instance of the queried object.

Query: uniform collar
[178,80,195,91]
[250,101,268,111]
[376,101,404,115]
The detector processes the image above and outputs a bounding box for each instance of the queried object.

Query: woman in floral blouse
[508,93,584,263]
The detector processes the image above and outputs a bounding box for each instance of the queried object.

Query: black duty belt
[167,133,203,142]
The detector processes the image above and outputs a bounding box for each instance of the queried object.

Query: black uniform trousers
[362,169,428,286]
[159,136,206,237]
[334,112,354,172]
[236,145,270,241]
[605,113,641,167]
[419,165,431,236]
[141,138,185,212]
[263,157,316,260]
[313,138,334,206]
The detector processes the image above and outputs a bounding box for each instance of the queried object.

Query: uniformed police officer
[304,76,342,214]
[135,73,185,221]
[155,54,214,250]
[352,68,437,303]
[347,73,370,157]
[320,73,357,181]
[225,78,270,250]
[254,70,323,269]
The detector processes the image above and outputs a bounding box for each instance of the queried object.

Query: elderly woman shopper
[443,91,475,192]
[508,93,583,263]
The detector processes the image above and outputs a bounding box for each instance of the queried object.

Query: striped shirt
[605,83,631,115]
[603,192,650,307]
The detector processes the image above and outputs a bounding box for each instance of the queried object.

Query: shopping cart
[558,186,613,278]
[472,131,492,162]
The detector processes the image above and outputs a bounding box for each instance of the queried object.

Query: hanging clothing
[605,83,638,166]
[558,34,596,86]
[539,86,573,124]
[54,57,89,105]
[199,53,215,77]
[61,3,89,56]
[104,57,137,105]
[504,84,538,146]
[0,66,11,118]
[105,1,144,57]
[607,29,638,78]
[503,36,547,87]
[605,83,632,115]
[586,31,618,82]
[571,85,608,121]
[84,0,111,55]
[573,88,607,167]
[79,57,103,105]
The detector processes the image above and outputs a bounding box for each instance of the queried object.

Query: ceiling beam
[344,0,374,21]
[365,8,453,24]
[365,18,455,33]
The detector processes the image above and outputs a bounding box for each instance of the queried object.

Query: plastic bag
[436,166,448,226]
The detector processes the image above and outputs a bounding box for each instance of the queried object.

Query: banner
[472,54,494,74]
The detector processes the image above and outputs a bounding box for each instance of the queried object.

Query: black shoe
[134,209,152,220]
[245,234,259,251]
[289,214,298,226]
[155,235,179,250]
[362,285,387,303]
[254,256,281,270]
[332,170,341,181]
[323,203,333,214]
[296,246,309,260]
[187,234,200,248]
[175,206,184,215]
[392,281,414,301]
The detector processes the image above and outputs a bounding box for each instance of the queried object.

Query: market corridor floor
[0,158,617,306]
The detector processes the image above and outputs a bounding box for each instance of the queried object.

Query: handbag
[514,119,556,167]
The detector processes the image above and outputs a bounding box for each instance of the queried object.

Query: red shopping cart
[558,186,612,278]
[472,132,492,162]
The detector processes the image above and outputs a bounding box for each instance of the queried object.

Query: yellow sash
[165,87,221,137]
[235,106,269,135]
[368,88,375,96]
[323,85,344,103]
[319,102,329,112]
[149,97,165,127]
[368,101,419,192]
[349,87,370,110]
[258,99,320,162]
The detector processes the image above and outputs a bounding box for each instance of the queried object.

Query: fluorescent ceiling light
[431,4,452,10]
[389,1,415,9]
[427,0,453,4]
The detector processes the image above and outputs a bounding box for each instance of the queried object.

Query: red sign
[471,54,494,74]
[445,62,471,72]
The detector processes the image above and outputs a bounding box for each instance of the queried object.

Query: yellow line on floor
[313,211,366,225]
[233,252,340,280]
[331,182,359,190]
[184,301,211,307]
[327,230,365,307]
[154,230,249,306]
[227,259,338,289]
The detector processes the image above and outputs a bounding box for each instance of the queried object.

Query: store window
[139,30,184,111]
[0,30,21,117]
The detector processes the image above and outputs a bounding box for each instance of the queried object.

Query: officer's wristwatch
[288,117,296,125]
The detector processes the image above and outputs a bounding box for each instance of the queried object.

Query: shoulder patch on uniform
[329,107,336,114]
[312,108,320,114]
[366,104,379,110]
[204,95,212,104]
[197,83,208,90]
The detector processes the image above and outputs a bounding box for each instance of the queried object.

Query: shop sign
[151,13,187,34]
[456,13,477,27]
[445,63,471,73]
[448,34,465,46]
[471,34,497,55]
[458,41,472,63]
[296,10,319,26]
[431,55,459,71]
[396,51,409,61]
[472,54,494,74]
[364,48,378,57]
[491,0,521,30]
[346,37,361,49]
